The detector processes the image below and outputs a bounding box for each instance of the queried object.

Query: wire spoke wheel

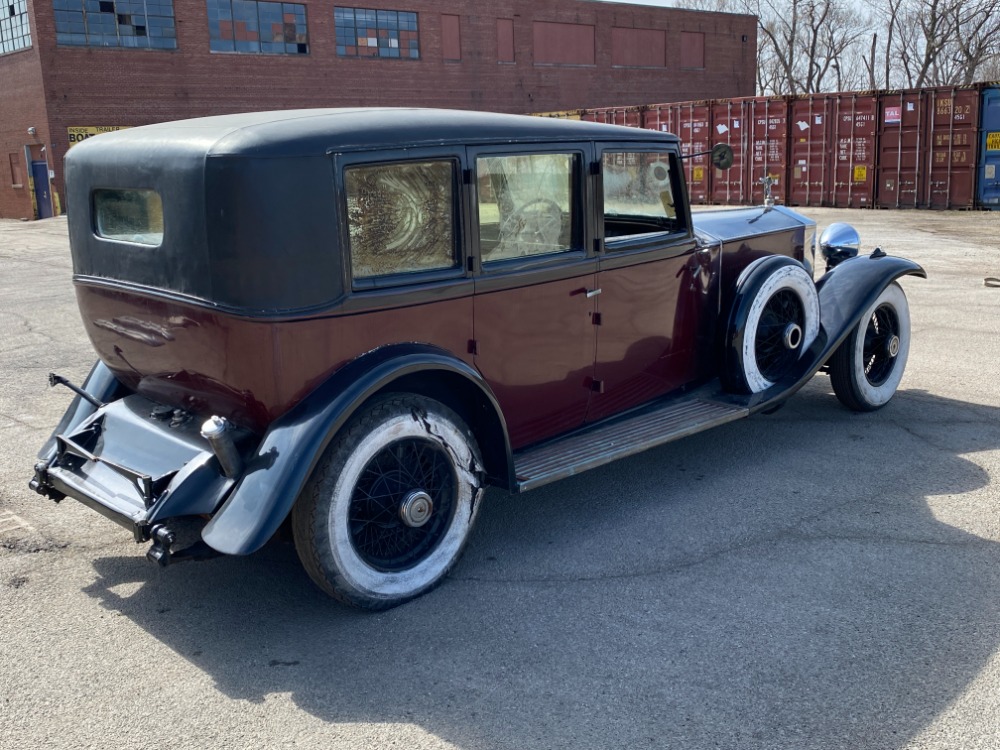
[722,256,820,395]
[292,395,483,610]
[830,282,911,412]
[349,437,456,572]
[861,304,901,387]
[755,288,805,382]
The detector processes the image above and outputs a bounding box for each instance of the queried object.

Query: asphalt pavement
[1,209,999,749]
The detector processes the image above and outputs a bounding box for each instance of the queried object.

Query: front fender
[201,344,509,556]
[749,252,926,412]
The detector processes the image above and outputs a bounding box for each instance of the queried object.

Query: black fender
[747,251,926,413]
[201,344,512,556]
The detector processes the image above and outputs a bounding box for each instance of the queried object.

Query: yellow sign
[987,132,1000,152]
[67,126,130,148]
[853,165,868,182]
[692,166,705,182]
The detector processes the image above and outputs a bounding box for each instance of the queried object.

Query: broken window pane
[477,153,574,262]
[346,160,456,279]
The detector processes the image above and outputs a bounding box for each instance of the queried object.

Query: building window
[9,153,24,188]
[53,0,177,49]
[680,31,705,70]
[1,0,31,54]
[334,7,419,60]
[440,13,459,61]
[207,0,308,54]
[496,18,513,63]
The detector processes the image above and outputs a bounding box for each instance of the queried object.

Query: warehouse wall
[0,0,756,217]
[0,30,52,220]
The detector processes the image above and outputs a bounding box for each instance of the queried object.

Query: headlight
[819,222,860,271]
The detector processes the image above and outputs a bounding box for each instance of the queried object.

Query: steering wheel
[499,198,563,254]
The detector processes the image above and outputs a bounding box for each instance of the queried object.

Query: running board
[514,398,748,492]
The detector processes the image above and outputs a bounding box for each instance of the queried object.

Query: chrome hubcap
[887,334,900,358]
[399,490,434,528]
[783,322,803,350]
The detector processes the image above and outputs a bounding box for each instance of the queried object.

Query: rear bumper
[32,391,243,545]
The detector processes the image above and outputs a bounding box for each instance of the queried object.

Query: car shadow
[83,383,1000,749]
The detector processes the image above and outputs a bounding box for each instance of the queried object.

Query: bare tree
[668,0,1000,95]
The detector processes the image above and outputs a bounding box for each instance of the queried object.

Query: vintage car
[30,109,924,609]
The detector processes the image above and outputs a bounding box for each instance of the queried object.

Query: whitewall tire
[723,256,820,394]
[292,394,484,610]
[829,282,911,411]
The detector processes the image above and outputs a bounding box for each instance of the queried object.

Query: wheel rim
[348,438,456,572]
[754,289,806,382]
[862,303,901,386]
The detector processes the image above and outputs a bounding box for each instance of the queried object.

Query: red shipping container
[829,92,878,207]
[788,94,835,206]
[924,86,979,209]
[746,97,790,205]
[580,106,644,128]
[709,98,751,204]
[644,101,712,203]
[878,89,926,208]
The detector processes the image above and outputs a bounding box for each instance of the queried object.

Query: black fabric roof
[71,108,679,158]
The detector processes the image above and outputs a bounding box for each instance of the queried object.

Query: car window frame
[333,147,469,293]
[595,143,693,261]
[467,142,593,279]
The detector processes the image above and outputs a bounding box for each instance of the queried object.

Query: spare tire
[721,256,820,394]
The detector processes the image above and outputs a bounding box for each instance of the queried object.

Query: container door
[831,93,877,207]
[878,89,926,208]
[925,87,979,209]
[589,147,710,424]
[789,95,833,207]
[979,86,1000,209]
[470,146,597,450]
[31,161,52,219]
[711,98,750,205]
[677,102,712,204]
[748,97,790,205]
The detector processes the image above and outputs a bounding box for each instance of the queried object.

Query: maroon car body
[31,109,924,609]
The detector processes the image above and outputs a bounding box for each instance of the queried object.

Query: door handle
[585,288,602,298]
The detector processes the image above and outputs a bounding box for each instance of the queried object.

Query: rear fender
[201,344,511,556]
[749,252,926,412]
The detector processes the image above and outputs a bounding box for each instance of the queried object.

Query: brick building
[0,0,757,219]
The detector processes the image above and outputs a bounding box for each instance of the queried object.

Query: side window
[477,153,575,263]
[602,151,685,242]
[345,160,457,281]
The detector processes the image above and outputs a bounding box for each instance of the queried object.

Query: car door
[470,145,598,450]
[588,146,721,424]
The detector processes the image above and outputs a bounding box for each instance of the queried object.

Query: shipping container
[788,94,834,206]
[979,85,1000,209]
[747,97,790,205]
[924,86,979,209]
[531,110,583,120]
[644,101,712,203]
[566,81,996,210]
[830,92,878,207]
[580,106,644,128]
[709,98,752,204]
[877,89,926,208]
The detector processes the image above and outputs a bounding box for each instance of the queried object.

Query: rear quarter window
[93,189,164,246]
[345,160,458,281]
